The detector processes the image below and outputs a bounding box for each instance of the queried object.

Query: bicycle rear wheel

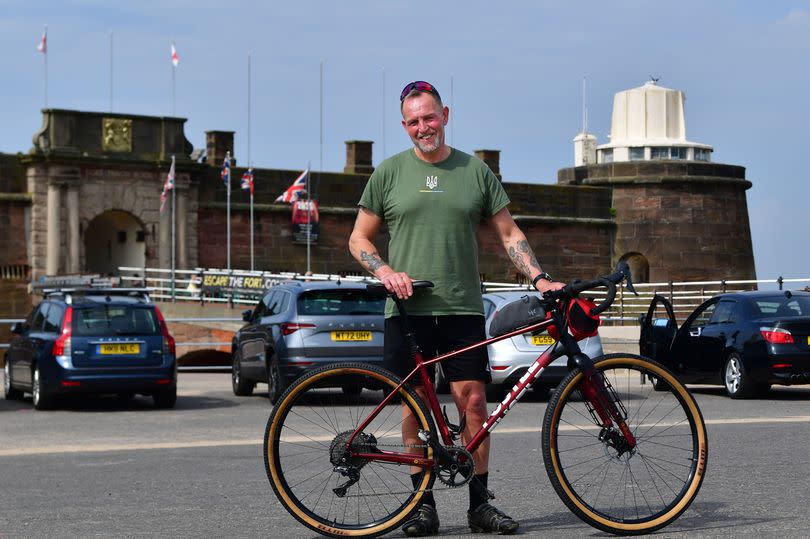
[264,363,436,538]
[542,354,707,535]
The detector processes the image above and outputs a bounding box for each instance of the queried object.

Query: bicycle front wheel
[264,363,436,538]
[542,354,708,535]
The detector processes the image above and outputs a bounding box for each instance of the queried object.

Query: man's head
[400,80,449,159]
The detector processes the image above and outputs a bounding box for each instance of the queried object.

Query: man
[349,80,563,537]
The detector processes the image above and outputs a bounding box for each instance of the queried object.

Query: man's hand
[534,278,565,294]
[377,268,414,300]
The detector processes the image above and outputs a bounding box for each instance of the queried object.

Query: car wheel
[267,356,285,405]
[724,353,755,399]
[231,350,254,396]
[435,364,450,394]
[4,361,24,400]
[32,364,55,410]
[153,387,177,409]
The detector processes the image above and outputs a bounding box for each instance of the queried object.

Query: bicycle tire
[542,354,708,535]
[264,362,436,538]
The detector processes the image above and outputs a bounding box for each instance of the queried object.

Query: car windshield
[755,296,810,317]
[297,290,384,316]
[72,305,161,336]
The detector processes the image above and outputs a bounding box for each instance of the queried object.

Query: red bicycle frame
[347,312,627,468]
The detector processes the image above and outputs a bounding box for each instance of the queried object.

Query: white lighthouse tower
[576,80,714,165]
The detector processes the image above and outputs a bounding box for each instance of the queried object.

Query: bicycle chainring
[436,446,475,487]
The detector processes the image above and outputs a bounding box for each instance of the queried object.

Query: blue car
[3,286,177,410]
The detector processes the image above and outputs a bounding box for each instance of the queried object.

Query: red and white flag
[275,168,309,203]
[160,156,176,213]
[171,43,179,67]
[37,27,47,54]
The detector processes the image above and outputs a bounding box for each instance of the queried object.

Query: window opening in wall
[136,230,146,242]
[651,147,669,160]
[694,148,710,161]
[629,147,645,161]
[600,149,613,164]
[671,147,687,160]
[619,252,650,284]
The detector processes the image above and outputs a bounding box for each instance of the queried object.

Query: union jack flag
[241,167,254,196]
[275,168,309,203]
[160,155,176,213]
[221,151,231,189]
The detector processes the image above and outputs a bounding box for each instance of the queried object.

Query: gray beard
[414,131,443,154]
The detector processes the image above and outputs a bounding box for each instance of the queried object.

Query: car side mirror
[10,322,26,334]
[242,310,253,322]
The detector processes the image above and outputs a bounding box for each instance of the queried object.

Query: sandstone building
[0,81,755,320]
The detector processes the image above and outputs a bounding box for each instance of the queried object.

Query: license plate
[531,335,555,346]
[98,343,140,355]
[331,331,372,342]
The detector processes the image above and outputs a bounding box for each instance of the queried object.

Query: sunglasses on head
[400,81,441,102]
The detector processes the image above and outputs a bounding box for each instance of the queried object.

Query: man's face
[401,93,448,155]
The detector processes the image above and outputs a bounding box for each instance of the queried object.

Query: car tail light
[52,306,73,356]
[773,363,793,369]
[281,322,316,336]
[760,327,794,344]
[154,307,176,355]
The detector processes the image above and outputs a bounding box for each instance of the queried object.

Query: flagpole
[317,61,323,199]
[381,67,385,160]
[306,161,311,275]
[109,31,113,112]
[227,152,231,271]
[247,51,254,271]
[171,155,176,301]
[171,41,176,116]
[43,25,48,108]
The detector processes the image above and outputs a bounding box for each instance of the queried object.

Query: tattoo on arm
[508,240,542,278]
[360,250,387,272]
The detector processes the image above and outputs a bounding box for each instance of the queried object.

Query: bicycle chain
[335,441,474,498]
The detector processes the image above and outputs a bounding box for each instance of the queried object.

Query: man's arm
[488,207,564,293]
[349,207,413,299]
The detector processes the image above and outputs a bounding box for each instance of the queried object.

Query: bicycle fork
[571,352,637,455]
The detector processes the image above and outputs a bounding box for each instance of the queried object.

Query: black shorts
[384,315,491,387]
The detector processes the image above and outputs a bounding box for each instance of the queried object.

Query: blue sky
[3,1,809,281]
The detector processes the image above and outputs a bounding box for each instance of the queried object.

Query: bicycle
[263,264,708,537]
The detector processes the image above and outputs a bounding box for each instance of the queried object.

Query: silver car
[231,281,385,403]
[479,291,604,400]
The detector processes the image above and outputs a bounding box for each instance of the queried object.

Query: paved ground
[3,372,810,538]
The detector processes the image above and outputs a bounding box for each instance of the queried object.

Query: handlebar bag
[489,295,547,337]
[548,298,600,341]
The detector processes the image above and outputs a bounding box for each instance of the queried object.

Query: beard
[412,128,444,154]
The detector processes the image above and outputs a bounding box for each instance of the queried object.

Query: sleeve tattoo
[508,240,542,278]
[359,250,387,272]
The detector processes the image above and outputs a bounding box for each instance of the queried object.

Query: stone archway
[620,252,650,283]
[85,210,145,275]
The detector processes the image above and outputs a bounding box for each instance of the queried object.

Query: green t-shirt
[358,148,510,317]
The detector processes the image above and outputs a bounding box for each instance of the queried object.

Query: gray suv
[231,280,385,403]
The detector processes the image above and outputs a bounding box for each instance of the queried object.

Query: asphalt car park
[641,290,810,398]
[4,371,810,538]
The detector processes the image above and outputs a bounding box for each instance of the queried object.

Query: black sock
[469,472,489,510]
[411,472,435,508]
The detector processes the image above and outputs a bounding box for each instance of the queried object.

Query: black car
[640,290,810,398]
[4,286,177,410]
[231,280,385,403]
